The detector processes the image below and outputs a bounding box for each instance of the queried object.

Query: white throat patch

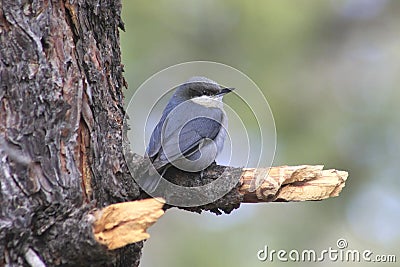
[190,95,224,108]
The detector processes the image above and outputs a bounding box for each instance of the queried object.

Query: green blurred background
[120,0,400,266]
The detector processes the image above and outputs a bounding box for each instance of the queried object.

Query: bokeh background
[120,0,400,266]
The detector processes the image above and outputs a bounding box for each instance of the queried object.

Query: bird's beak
[218,87,235,96]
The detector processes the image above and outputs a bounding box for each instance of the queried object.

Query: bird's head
[174,76,234,102]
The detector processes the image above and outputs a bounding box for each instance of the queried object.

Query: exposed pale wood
[239,165,348,203]
[93,198,165,250]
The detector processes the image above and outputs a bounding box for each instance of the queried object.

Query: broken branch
[93,198,165,250]
[239,165,348,202]
[90,164,348,250]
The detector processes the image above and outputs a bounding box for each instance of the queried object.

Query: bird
[142,76,234,193]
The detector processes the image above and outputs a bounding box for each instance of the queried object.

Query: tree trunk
[0,0,142,266]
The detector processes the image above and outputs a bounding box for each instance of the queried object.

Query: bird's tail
[141,172,161,193]
[140,166,168,193]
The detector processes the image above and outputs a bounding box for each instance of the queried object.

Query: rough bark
[0,0,141,266]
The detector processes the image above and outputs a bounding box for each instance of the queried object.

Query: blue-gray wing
[146,120,163,159]
[151,102,225,170]
[164,117,222,159]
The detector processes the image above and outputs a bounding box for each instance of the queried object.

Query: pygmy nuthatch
[144,76,234,192]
